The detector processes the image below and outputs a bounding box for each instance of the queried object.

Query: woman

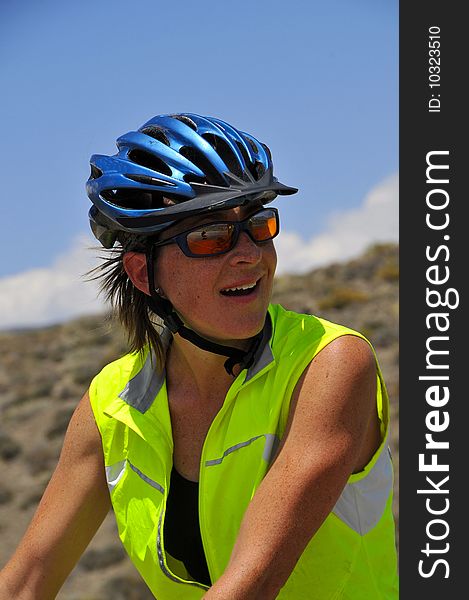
[0,113,398,599]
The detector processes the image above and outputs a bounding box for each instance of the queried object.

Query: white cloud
[276,173,399,275]
[0,236,106,330]
[0,173,398,330]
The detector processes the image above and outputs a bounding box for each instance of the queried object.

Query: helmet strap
[145,246,263,376]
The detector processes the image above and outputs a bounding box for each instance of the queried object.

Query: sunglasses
[152,207,280,258]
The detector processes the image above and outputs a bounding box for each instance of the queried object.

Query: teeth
[223,282,257,292]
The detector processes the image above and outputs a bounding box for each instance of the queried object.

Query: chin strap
[146,247,264,376]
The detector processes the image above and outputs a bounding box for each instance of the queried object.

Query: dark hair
[86,243,165,369]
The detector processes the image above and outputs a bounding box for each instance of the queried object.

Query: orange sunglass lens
[251,215,277,240]
[186,225,233,254]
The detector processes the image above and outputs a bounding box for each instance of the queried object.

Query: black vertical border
[400,3,465,597]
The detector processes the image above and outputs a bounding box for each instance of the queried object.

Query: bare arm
[203,335,381,600]
[0,391,111,600]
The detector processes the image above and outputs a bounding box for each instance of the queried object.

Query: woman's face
[154,205,277,346]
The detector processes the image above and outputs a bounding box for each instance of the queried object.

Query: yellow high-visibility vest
[89,303,399,599]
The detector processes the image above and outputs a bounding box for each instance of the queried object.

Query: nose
[228,231,262,265]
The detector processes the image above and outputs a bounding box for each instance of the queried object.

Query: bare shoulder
[310,333,375,373]
[280,334,380,474]
[293,334,376,410]
[59,389,103,461]
[299,332,375,396]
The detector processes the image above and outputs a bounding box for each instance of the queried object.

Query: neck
[166,333,246,402]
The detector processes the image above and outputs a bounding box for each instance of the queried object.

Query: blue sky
[0,0,398,328]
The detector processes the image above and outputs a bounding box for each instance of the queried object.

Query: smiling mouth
[220,280,259,297]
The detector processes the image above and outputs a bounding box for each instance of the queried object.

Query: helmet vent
[261,143,272,160]
[183,173,209,185]
[201,134,243,178]
[125,174,174,187]
[236,139,263,181]
[89,165,103,180]
[102,188,176,210]
[128,150,172,177]
[140,126,170,146]
[235,142,253,180]
[243,135,258,154]
[179,146,227,187]
[171,115,198,131]
[252,161,265,180]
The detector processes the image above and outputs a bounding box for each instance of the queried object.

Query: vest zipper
[156,503,209,591]
[156,381,210,591]
[198,374,245,581]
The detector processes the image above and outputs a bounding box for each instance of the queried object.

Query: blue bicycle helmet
[87,112,298,248]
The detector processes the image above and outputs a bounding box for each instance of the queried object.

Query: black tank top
[163,467,211,586]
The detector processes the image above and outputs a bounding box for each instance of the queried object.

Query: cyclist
[0,113,398,599]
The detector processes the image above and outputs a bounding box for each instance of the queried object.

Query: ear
[123,252,150,296]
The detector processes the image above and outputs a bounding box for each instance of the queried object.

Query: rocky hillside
[0,243,398,599]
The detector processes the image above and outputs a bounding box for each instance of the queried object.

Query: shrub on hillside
[318,287,369,310]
